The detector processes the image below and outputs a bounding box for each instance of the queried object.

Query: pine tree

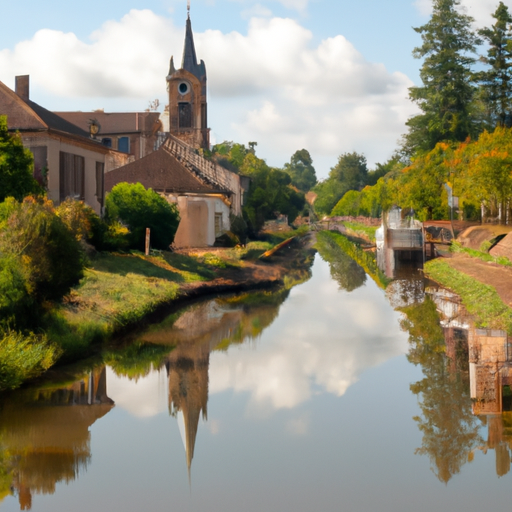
[403,0,480,155]
[478,2,512,127]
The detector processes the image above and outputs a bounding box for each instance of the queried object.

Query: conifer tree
[403,0,480,156]
[478,2,512,127]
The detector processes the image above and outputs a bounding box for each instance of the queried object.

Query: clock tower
[166,6,209,150]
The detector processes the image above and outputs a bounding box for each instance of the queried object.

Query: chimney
[15,75,29,100]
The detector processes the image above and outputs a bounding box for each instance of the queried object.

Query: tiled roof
[25,99,90,137]
[104,146,225,194]
[55,111,161,135]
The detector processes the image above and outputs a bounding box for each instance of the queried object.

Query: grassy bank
[450,241,512,267]
[342,221,378,243]
[425,258,512,333]
[0,237,309,391]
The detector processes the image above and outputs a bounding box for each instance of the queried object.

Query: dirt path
[442,253,512,307]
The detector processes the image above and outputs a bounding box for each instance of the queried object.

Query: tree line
[312,0,512,222]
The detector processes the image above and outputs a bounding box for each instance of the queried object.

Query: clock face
[178,82,189,95]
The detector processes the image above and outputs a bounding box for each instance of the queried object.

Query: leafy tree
[0,116,40,201]
[283,149,317,192]
[452,126,512,220]
[366,155,403,186]
[330,152,368,190]
[312,179,346,215]
[331,190,362,217]
[478,2,512,127]
[395,143,452,220]
[241,154,305,233]
[105,182,180,251]
[314,152,368,215]
[403,0,481,155]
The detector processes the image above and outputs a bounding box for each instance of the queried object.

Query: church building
[166,7,209,150]
[105,7,248,248]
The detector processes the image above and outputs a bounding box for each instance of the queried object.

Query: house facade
[0,76,131,213]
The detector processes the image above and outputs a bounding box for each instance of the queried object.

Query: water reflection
[144,288,294,474]
[402,283,512,481]
[0,368,114,509]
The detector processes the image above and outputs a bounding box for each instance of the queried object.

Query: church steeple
[166,4,209,149]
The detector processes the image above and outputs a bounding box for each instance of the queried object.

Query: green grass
[92,251,216,282]
[0,330,61,390]
[450,241,512,267]
[343,222,378,243]
[425,258,512,333]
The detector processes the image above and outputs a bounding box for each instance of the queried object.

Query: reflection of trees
[401,297,483,483]
[0,367,113,509]
[315,233,366,291]
[104,341,172,380]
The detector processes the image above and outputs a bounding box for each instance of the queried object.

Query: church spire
[181,3,200,76]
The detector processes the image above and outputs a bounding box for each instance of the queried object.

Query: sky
[0,0,509,178]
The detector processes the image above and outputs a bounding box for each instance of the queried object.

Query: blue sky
[0,0,507,177]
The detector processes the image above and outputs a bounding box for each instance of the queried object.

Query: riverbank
[0,233,315,391]
[424,226,512,333]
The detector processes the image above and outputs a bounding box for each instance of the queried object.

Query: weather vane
[187,0,190,17]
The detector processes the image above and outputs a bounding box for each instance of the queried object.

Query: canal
[1,249,511,511]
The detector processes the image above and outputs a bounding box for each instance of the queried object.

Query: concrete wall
[168,194,230,248]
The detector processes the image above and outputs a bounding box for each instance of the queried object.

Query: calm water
[1,253,512,511]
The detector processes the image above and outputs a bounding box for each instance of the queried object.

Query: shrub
[55,198,95,241]
[0,330,61,390]
[0,196,85,300]
[0,256,33,328]
[105,182,180,251]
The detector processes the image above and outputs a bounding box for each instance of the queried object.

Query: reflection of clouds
[106,367,168,418]
[286,414,310,436]
[210,256,408,410]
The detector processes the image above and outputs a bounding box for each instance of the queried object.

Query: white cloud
[0,9,416,175]
[209,257,409,411]
[415,0,512,27]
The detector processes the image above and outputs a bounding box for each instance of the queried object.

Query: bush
[0,196,85,301]
[0,256,33,328]
[0,329,61,390]
[0,115,41,202]
[105,182,180,251]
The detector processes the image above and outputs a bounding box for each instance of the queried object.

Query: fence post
[145,228,150,256]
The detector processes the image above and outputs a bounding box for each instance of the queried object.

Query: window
[178,102,192,128]
[215,213,223,237]
[96,162,104,207]
[29,146,48,188]
[118,137,130,153]
[101,138,112,148]
[59,152,85,202]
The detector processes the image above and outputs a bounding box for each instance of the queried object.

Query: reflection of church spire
[166,340,210,478]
